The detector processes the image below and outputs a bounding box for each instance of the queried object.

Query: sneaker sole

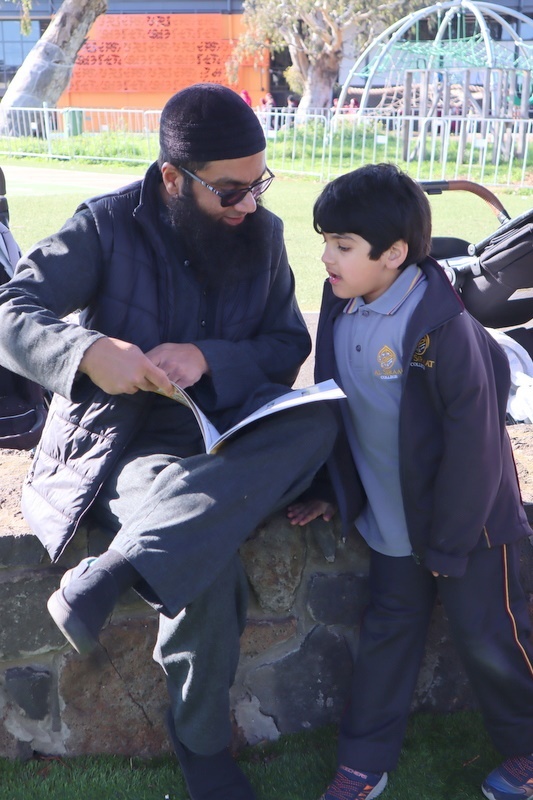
[319,771,388,800]
[47,588,99,656]
[481,783,520,800]
[367,773,388,799]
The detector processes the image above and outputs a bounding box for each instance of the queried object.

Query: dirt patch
[508,425,533,504]
[0,449,32,535]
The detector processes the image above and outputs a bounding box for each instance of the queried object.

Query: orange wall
[59,13,269,110]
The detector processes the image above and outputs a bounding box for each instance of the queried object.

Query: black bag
[0,219,48,450]
[0,369,47,450]
[460,210,533,328]
[478,218,533,291]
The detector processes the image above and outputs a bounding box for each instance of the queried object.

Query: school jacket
[314,256,531,578]
[0,163,310,561]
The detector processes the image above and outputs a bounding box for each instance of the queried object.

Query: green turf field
[4,160,533,311]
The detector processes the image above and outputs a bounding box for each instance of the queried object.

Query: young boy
[288,163,533,800]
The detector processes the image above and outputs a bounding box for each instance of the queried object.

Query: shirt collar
[343,264,425,316]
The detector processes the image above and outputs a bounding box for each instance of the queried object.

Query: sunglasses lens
[251,179,269,198]
[219,174,274,207]
[220,189,248,208]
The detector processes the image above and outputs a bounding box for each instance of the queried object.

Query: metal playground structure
[338,0,533,118]
[335,0,533,164]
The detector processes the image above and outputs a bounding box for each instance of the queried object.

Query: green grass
[0,711,501,799]
[4,158,533,311]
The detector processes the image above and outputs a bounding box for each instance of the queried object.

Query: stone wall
[0,436,532,760]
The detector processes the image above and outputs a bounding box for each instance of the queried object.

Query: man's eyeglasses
[179,166,275,208]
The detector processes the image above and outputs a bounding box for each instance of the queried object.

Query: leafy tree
[233,0,424,110]
[1,0,106,113]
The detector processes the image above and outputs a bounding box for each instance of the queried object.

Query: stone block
[59,618,170,757]
[240,617,297,659]
[310,517,339,562]
[4,666,52,720]
[307,572,369,626]
[306,525,370,576]
[249,625,353,734]
[232,694,280,747]
[0,714,33,760]
[0,671,64,757]
[241,518,306,613]
[0,533,48,569]
[0,569,67,658]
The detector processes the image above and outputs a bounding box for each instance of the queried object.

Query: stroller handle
[419,179,511,225]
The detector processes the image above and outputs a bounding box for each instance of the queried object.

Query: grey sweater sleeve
[0,210,105,399]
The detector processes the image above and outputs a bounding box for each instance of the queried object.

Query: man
[0,84,336,799]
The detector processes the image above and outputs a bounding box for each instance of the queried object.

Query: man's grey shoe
[47,556,117,656]
[59,556,98,590]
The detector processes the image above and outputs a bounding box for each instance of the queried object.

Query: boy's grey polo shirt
[334,264,427,556]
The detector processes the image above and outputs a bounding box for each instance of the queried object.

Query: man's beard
[166,185,271,288]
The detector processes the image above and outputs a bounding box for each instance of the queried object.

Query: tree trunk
[297,52,341,112]
[0,0,106,133]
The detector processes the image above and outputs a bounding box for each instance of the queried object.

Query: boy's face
[321,232,407,303]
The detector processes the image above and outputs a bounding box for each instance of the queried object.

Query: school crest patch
[375,345,402,380]
[410,334,435,370]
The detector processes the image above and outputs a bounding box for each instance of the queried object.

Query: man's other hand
[146,343,209,388]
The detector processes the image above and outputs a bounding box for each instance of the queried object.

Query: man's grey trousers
[91,403,337,754]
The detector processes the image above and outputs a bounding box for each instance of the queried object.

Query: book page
[159,379,345,454]
[209,379,345,452]
[165,382,222,453]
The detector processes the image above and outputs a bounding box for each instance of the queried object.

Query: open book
[161,378,346,454]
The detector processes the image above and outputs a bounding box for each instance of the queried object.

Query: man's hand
[146,343,209,388]
[287,499,337,526]
[78,337,174,396]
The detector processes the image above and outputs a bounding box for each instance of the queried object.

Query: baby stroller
[420,178,533,424]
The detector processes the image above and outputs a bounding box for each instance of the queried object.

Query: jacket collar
[315,256,464,381]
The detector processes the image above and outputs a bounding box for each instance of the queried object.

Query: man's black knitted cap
[160,83,266,163]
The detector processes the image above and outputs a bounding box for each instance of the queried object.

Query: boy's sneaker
[319,765,388,800]
[482,754,533,800]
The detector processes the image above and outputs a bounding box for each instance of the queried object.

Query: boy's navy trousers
[337,543,533,772]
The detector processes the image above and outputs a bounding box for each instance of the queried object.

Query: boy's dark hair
[313,163,432,268]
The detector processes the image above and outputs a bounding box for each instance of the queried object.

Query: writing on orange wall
[70,14,251,93]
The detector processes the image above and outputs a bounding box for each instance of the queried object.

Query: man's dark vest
[22,169,170,561]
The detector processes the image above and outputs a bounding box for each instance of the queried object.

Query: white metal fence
[0,104,532,187]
